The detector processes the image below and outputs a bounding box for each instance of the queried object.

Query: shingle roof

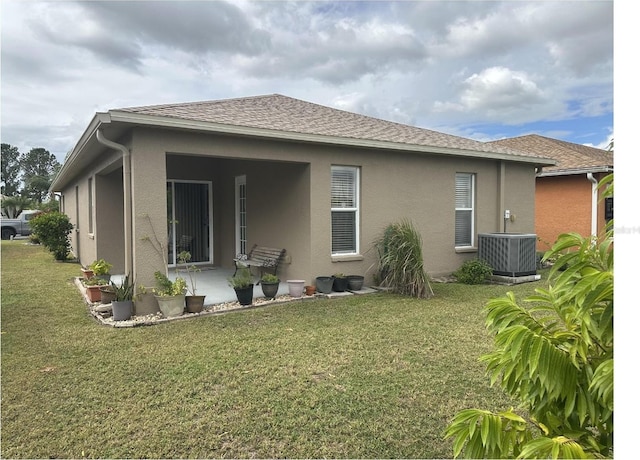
[487,134,613,175]
[115,94,547,160]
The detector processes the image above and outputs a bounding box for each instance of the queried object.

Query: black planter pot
[234,285,254,305]
[347,275,364,291]
[333,277,348,292]
[186,295,205,313]
[261,282,279,299]
[316,276,334,294]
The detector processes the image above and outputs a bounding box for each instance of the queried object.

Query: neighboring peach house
[50,94,553,288]
[487,134,613,251]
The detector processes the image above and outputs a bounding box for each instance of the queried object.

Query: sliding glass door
[167,181,212,265]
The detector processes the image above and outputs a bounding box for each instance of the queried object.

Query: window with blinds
[331,166,359,254]
[455,173,475,247]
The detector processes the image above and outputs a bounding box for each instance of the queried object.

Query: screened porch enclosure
[167,181,212,265]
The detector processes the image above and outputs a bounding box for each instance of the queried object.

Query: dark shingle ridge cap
[114,94,546,160]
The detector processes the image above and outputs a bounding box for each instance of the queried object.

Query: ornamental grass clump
[374,220,433,299]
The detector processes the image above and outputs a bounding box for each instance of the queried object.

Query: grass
[1,240,547,459]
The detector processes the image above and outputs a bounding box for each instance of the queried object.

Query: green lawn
[1,240,544,459]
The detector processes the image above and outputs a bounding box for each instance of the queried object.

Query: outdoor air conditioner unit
[478,233,537,277]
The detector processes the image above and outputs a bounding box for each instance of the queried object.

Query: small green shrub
[229,267,253,289]
[153,271,187,296]
[89,259,112,275]
[29,211,73,261]
[261,273,279,284]
[453,259,493,284]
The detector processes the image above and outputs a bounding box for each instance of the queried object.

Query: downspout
[96,130,133,276]
[498,161,506,232]
[587,173,598,238]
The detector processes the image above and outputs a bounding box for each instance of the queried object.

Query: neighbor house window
[331,166,359,254]
[88,177,94,234]
[455,173,475,247]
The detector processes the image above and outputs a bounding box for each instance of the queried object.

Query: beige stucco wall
[125,127,537,285]
[58,147,123,269]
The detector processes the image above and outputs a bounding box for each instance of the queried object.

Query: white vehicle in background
[1,210,40,240]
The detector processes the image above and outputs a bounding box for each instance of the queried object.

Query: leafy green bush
[452,258,493,284]
[29,211,73,261]
[445,174,614,459]
[374,220,433,298]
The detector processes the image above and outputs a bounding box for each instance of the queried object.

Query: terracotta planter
[81,268,94,280]
[304,285,316,296]
[85,285,103,303]
[112,300,133,321]
[186,295,205,313]
[155,294,185,317]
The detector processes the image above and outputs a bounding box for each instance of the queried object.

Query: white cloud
[0,0,613,162]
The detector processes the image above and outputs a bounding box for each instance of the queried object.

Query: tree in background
[1,143,22,196]
[20,147,60,203]
[0,196,34,219]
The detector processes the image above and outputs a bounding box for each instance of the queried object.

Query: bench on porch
[234,244,287,278]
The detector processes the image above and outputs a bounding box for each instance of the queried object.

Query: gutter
[537,166,613,177]
[95,129,133,277]
[586,173,599,238]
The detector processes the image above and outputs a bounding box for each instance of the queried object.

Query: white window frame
[235,175,247,256]
[455,173,475,248]
[331,165,360,255]
[88,177,94,235]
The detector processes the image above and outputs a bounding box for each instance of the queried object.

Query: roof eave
[109,111,551,165]
[537,166,614,177]
[50,113,112,192]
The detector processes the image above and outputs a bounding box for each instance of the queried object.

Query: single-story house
[50,94,554,288]
[487,134,613,251]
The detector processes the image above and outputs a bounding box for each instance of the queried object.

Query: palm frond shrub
[445,174,613,459]
[374,220,433,298]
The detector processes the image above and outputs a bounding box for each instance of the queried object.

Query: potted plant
[99,285,116,304]
[89,259,112,282]
[347,275,364,291]
[287,279,305,298]
[83,276,109,302]
[260,273,280,300]
[178,251,205,313]
[153,271,187,317]
[332,273,348,292]
[228,267,254,306]
[315,275,334,294]
[110,274,134,321]
[81,265,94,280]
[134,285,160,316]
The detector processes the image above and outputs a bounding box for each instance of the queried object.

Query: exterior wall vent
[478,233,537,277]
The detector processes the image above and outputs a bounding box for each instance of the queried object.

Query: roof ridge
[116,94,282,112]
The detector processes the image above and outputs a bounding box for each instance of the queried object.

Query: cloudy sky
[1,0,614,164]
